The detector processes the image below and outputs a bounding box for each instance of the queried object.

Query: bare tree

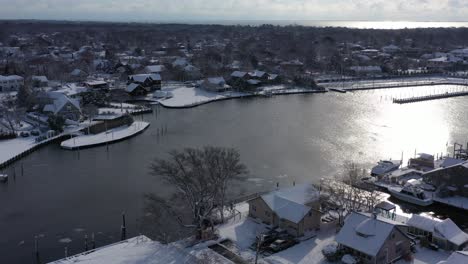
[149,146,247,239]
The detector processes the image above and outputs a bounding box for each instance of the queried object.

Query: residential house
[42,92,81,121]
[407,214,468,251]
[32,75,49,87]
[201,77,231,92]
[382,45,401,54]
[335,212,411,264]
[248,184,321,237]
[0,75,24,92]
[69,69,87,82]
[125,83,147,96]
[423,161,468,197]
[128,74,161,91]
[437,251,468,264]
[248,70,269,82]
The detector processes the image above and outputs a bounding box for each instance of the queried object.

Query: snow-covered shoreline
[60,121,149,150]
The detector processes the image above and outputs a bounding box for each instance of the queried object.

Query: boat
[0,174,8,183]
[371,160,401,176]
[388,182,433,206]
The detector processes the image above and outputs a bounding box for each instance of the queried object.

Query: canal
[1,85,468,263]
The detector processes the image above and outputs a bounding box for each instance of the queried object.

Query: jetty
[393,90,468,104]
[60,121,149,150]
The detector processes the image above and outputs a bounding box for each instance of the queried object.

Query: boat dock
[329,88,347,93]
[393,90,468,104]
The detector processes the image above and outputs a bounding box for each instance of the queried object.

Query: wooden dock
[393,91,468,104]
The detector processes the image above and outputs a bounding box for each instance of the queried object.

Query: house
[32,75,49,87]
[230,71,248,80]
[201,77,231,92]
[248,70,269,81]
[248,184,321,237]
[42,92,81,121]
[335,212,411,264]
[423,161,468,197]
[406,214,468,251]
[125,83,147,96]
[0,75,24,92]
[172,58,189,68]
[437,251,468,264]
[128,74,161,91]
[143,65,165,74]
[382,44,401,54]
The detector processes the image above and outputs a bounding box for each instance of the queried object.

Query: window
[308,212,312,217]
[251,205,256,212]
[392,232,396,239]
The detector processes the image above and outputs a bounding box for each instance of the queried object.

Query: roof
[249,70,267,78]
[206,77,226,85]
[434,218,468,246]
[42,92,80,114]
[407,215,468,246]
[260,184,319,224]
[145,65,164,73]
[231,71,247,78]
[335,212,405,257]
[437,251,468,264]
[32,75,48,82]
[126,83,142,93]
[0,75,24,81]
[375,201,396,211]
[130,74,161,83]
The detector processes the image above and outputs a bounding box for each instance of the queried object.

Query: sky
[0,0,467,22]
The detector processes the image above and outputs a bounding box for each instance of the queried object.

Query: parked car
[20,132,30,137]
[268,239,297,252]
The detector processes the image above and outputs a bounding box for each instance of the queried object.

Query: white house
[406,214,468,251]
[201,77,231,92]
[42,92,81,121]
[0,75,24,92]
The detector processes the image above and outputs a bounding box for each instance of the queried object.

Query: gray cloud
[0,0,465,21]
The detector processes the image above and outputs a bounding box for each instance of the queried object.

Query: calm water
[157,20,468,29]
[2,86,468,263]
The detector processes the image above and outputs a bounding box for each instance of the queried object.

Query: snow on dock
[60,121,149,150]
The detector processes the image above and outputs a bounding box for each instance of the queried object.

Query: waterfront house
[128,74,161,91]
[423,161,468,198]
[437,251,468,264]
[335,212,411,264]
[201,77,231,92]
[42,92,81,121]
[248,70,269,82]
[0,75,24,92]
[406,214,468,251]
[126,83,147,96]
[247,184,321,237]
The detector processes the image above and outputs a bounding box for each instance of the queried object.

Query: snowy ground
[49,235,233,264]
[158,86,249,108]
[60,121,149,149]
[396,245,451,264]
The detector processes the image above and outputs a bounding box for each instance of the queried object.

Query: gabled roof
[145,65,164,73]
[231,71,247,78]
[43,91,80,114]
[407,215,468,246]
[260,184,319,224]
[336,212,405,257]
[130,73,161,83]
[206,77,226,85]
[126,83,143,93]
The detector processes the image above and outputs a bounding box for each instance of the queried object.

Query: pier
[393,90,468,104]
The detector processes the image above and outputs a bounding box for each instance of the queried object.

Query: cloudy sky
[0,0,466,22]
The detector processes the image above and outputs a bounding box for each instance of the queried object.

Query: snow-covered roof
[32,75,48,82]
[70,69,84,76]
[0,75,24,81]
[437,251,468,264]
[130,73,161,83]
[172,58,188,67]
[145,65,164,73]
[349,66,382,73]
[407,214,442,232]
[126,83,142,93]
[206,77,226,85]
[434,218,468,246]
[408,215,468,246]
[260,184,319,224]
[231,71,247,78]
[42,91,80,114]
[335,212,404,257]
[249,70,267,78]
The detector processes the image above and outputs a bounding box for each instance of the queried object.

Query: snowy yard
[61,121,149,149]
[158,86,248,108]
